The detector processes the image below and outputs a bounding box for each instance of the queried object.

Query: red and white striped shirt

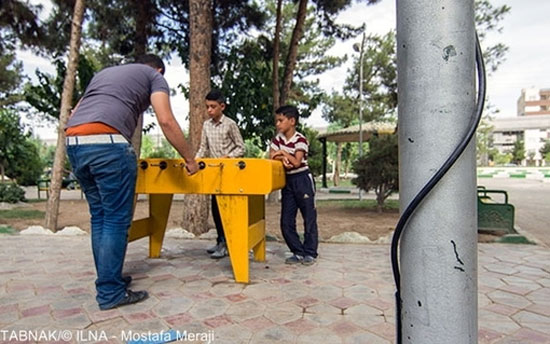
[270,131,309,174]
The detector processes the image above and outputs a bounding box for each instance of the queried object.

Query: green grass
[0,209,45,219]
[0,225,17,234]
[496,235,535,245]
[315,179,355,188]
[317,199,399,210]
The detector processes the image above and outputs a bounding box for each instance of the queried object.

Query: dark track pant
[211,195,225,244]
[280,171,318,258]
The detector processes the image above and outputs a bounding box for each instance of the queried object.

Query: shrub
[352,134,398,212]
[0,182,26,203]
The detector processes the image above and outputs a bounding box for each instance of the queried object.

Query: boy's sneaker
[210,243,228,259]
[302,255,316,265]
[206,242,221,254]
[285,254,304,264]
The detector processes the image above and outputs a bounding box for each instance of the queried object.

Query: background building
[491,114,550,166]
[517,87,550,116]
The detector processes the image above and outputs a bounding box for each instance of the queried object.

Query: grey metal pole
[358,32,365,201]
[396,0,477,343]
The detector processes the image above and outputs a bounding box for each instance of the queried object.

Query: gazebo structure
[316,121,396,188]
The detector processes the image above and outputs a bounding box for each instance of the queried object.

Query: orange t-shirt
[66,122,119,136]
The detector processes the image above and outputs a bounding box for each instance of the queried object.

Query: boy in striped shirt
[269,105,319,265]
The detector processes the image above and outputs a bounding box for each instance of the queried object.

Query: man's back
[67,64,169,141]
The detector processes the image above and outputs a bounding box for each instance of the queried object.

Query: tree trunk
[184,0,212,235]
[376,185,385,213]
[333,142,342,187]
[280,0,308,105]
[266,1,282,205]
[44,0,85,231]
[130,114,143,158]
[133,0,151,57]
[272,0,282,112]
[130,0,153,156]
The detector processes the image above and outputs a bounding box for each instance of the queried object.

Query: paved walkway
[0,235,549,343]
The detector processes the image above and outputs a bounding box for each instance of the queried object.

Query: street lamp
[353,31,366,200]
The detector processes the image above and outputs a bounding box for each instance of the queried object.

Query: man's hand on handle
[185,159,200,175]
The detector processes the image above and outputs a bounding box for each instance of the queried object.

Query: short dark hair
[135,54,165,75]
[205,89,225,104]
[275,105,299,124]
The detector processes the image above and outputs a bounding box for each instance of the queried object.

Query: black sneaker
[122,275,132,286]
[206,243,220,254]
[210,243,228,259]
[100,290,149,310]
[302,255,316,266]
[285,254,304,264]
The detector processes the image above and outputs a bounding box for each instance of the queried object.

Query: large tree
[183,0,213,235]
[45,0,86,231]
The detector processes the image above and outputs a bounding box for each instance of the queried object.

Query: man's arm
[150,91,199,174]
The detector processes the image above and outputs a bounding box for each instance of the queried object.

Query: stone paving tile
[494,328,550,344]
[483,303,520,316]
[188,298,230,320]
[478,327,506,344]
[344,331,392,344]
[2,236,550,343]
[214,324,253,344]
[527,303,550,317]
[249,325,296,344]
[225,300,266,322]
[487,290,533,309]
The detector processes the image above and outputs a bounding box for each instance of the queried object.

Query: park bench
[37,179,82,199]
[477,186,516,234]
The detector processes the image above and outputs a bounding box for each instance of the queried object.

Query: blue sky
[19,0,550,139]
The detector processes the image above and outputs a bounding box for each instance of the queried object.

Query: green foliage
[511,140,525,165]
[244,138,265,158]
[0,225,17,234]
[493,151,512,166]
[0,51,24,106]
[476,114,495,166]
[474,0,511,74]
[352,134,398,211]
[24,54,98,121]
[0,109,29,179]
[301,126,323,176]
[0,183,26,203]
[140,136,178,158]
[0,209,44,219]
[219,39,274,146]
[539,140,550,159]
[317,198,399,211]
[6,138,44,186]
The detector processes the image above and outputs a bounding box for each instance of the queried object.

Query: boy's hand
[282,157,293,169]
[271,151,283,158]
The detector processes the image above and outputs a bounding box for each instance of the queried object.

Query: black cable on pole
[391,33,486,344]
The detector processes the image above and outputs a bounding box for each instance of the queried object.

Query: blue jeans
[67,143,137,309]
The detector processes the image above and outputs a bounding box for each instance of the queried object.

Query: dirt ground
[2,199,400,242]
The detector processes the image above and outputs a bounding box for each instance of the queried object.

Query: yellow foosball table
[128,158,285,283]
